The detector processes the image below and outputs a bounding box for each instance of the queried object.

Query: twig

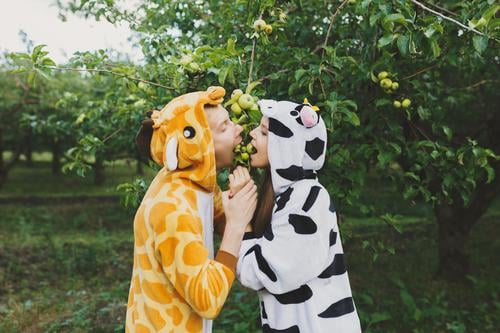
[457,79,499,91]
[321,0,351,57]
[410,0,499,43]
[256,69,291,82]
[247,37,257,87]
[40,65,175,90]
[102,127,124,143]
[401,63,439,81]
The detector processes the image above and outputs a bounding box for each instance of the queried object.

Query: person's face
[249,117,270,168]
[206,104,243,170]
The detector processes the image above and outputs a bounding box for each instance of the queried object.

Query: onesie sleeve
[236,186,332,295]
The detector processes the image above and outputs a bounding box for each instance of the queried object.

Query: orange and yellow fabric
[126,86,235,333]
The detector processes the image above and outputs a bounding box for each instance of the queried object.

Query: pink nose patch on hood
[300,106,319,128]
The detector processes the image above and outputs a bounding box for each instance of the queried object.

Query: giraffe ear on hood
[164,135,178,171]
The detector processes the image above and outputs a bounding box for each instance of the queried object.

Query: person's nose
[249,128,256,139]
[236,124,244,136]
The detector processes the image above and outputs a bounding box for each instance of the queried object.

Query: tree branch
[410,0,499,43]
[40,65,175,90]
[321,0,351,57]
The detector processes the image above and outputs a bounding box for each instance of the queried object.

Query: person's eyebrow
[218,115,229,130]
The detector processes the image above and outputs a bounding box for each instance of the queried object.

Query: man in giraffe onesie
[126,86,258,332]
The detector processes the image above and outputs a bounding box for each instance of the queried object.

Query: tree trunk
[435,206,472,281]
[0,128,5,188]
[434,162,500,281]
[51,141,61,175]
[0,128,22,189]
[25,128,33,167]
[93,155,105,186]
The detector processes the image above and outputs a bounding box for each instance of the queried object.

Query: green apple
[188,62,200,72]
[393,100,401,108]
[231,103,243,116]
[378,71,389,80]
[253,19,266,32]
[231,89,243,100]
[241,146,247,153]
[241,152,250,161]
[238,94,254,109]
[264,24,273,35]
[391,82,399,90]
[402,99,411,108]
[246,143,255,154]
[380,78,392,89]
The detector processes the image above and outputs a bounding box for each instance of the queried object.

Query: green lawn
[0,161,499,332]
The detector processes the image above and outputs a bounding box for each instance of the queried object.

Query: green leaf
[31,44,47,61]
[226,38,236,54]
[246,81,261,94]
[383,13,406,25]
[378,34,397,48]
[472,36,489,54]
[443,126,453,141]
[218,66,229,85]
[429,38,441,58]
[397,35,409,57]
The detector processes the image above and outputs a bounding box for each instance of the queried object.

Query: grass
[0,157,155,198]
[0,159,499,332]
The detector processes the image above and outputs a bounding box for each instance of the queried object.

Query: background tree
[9,0,500,281]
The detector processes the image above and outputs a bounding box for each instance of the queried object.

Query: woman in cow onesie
[232,99,362,333]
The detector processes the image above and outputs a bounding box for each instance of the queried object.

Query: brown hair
[251,167,275,237]
[135,110,154,162]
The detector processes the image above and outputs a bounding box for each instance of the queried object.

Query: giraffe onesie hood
[126,86,236,333]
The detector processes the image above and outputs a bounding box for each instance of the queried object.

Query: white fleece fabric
[237,99,362,333]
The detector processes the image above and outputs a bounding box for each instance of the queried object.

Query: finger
[236,167,244,181]
[241,167,250,181]
[242,183,258,199]
[236,179,255,197]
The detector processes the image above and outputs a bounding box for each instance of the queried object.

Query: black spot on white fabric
[318,254,346,278]
[305,138,325,160]
[318,297,355,318]
[276,166,317,181]
[244,245,277,282]
[289,214,317,234]
[302,186,321,212]
[263,224,274,241]
[275,187,294,213]
[296,117,304,126]
[269,118,294,138]
[272,284,313,304]
[329,229,337,246]
[329,200,336,213]
[243,232,256,240]
[263,324,300,333]
[261,301,268,319]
